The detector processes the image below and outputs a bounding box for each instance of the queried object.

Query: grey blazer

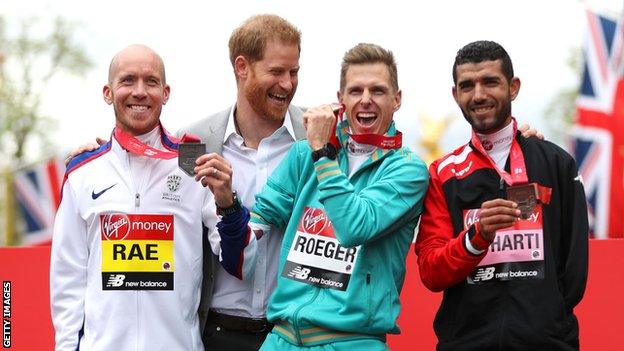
[177,105,306,335]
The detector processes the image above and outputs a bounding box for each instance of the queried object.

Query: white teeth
[356,112,376,126]
[269,93,287,101]
[357,112,376,118]
[474,106,493,113]
[129,105,148,111]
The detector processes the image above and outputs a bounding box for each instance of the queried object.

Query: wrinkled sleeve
[315,150,428,247]
[199,188,257,280]
[50,180,88,351]
[215,143,300,279]
[414,162,486,292]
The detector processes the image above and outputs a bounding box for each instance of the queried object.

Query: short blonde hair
[340,43,398,92]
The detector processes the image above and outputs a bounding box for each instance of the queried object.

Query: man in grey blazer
[178,14,306,351]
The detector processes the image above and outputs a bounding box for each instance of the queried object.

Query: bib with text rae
[100,213,174,290]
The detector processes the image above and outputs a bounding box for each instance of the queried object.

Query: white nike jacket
[50,129,214,351]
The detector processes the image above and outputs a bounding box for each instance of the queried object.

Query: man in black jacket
[415,40,589,351]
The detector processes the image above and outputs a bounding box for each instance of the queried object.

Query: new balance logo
[106,274,126,287]
[287,266,311,280]
[92,184,117,200]
[473,267,495,282]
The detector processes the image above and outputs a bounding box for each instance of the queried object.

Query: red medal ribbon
[470,118,528,186]
[537,184,552,205]
[114,125,178,160]
[331,104,402,150]
[349,132,402,149]
[180,134,200,143]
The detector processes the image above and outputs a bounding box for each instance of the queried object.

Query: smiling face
[338,62,401,135]
[241,40,300,121]
[452,59,520,134]
[103,45,170,136]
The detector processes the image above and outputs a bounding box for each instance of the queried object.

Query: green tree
[543,47,582,147]
[0,15,92,166]
[0,15,92,245]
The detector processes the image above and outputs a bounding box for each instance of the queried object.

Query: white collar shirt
[210,105,296,318]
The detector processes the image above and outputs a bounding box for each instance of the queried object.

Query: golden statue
[419,113,455,166]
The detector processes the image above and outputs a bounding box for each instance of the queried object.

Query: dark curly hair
[452,40,514,84]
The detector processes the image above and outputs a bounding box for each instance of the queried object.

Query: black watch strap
[311,143,337,162]
[216,191,241,216]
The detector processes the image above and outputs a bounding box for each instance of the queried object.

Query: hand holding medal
[303,104,339,151]
[476,198,522,242]
[194,153,235,208]
[304,102,403,152]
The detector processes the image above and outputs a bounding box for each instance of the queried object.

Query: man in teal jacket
[201,43,428,351]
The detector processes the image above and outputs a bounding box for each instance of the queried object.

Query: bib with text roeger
[100,213,174,290]
[282,207,360,291]
[464,206,545,284]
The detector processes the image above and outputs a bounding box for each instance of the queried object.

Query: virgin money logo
[302,207,327,234]
[101,213,130,240]
[380,139,398,148]
[463,209,481,229]
[482,140,493,151]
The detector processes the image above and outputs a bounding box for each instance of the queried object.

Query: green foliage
[544,47,581,146]
[0,16,92,166]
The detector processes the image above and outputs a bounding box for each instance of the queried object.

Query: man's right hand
[477,198,521,242]
[303,105,336,151]
[64,137,107,166]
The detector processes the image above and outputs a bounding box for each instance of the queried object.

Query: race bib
[100,213,174,290]
[281,207,360,291]
[464,206,545,284]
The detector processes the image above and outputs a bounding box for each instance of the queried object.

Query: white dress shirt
[210,105,297,318]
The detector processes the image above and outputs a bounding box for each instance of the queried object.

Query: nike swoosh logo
[92,184,117,200]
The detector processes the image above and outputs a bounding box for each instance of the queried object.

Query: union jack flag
[572,10,624,238]
[12,158,64,245]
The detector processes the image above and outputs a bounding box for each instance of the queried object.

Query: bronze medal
[506,183,539,219]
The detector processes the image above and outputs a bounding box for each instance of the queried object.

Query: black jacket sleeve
[559,155,589,310]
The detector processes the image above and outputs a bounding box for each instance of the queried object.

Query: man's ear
[393,89,402,112]
[103,85,113,105]
[234,56,250,80]
[162,84,171,105]
[451,86,458,104]
[510,77,521,101]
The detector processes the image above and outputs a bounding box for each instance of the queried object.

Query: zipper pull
[135,193,140,207]
[366,273,371,284]
[499,178,505,191]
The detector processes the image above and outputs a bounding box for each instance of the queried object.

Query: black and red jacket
[415,132,588,351]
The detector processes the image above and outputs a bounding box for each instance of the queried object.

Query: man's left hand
[194,153,234,207]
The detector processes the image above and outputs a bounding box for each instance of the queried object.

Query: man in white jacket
[50,44,214,351]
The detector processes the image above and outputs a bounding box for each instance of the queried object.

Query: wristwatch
[216,191,241,216]
[311,143,338,162]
